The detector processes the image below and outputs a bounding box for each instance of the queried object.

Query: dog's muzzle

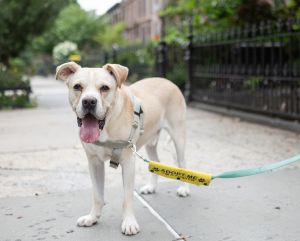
[78,97,106,130]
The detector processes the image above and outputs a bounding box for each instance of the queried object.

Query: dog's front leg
[120,151,140,235]
[77,157,105,227]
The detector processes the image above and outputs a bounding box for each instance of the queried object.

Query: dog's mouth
[77,114,106,143]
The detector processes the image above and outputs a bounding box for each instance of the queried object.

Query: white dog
[56,62,189,235]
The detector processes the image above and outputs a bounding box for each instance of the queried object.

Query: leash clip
[129,142,149,163]
[129,142,138,156]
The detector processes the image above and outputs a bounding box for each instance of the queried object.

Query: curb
[189,102,300,133]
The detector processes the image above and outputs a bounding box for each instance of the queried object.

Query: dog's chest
[83,144,112,162]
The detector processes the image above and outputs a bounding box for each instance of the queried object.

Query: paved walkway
[0,76,299,240]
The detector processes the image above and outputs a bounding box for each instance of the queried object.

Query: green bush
[0,95,33,109]
[165,44,187,88]
[113,43,157,82]
[244,77,264,89]
[53,41,79,65]
[0,66,32,109]
[166,64,186,89]
[0,68,30,89]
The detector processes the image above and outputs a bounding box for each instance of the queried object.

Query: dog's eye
[100,85,110,92]
[73,84,82,91]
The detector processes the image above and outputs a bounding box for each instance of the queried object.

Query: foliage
[80,47,105,67]
[33,4,127,54]
[53,41,79,64]
[269,0,300,18]
[160,0,241,44]
[31,4,128,54]
[165,44,187,88]
[0,65,32,109]
[0,1,128,73]
[161,1,240,27]
[117,43,155,66]
[236,0,275,23]
[30,4,127,71]
[164,25,188,45]
[9,58,27,75]
[93,20,128,49]
[0,95,34,109]
[32,3,103,55]
[160,0,300,44]
[166,64,186,88]
[0,65,30,89]
[0,0,74,66]
[112,43,156,82]
[111,41,186,87]
[244,77,264,89]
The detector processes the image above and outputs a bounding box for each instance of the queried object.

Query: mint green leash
[212,154,300,180]
[132,140,300,185]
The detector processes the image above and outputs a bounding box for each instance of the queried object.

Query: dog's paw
[140,184,156,195]
[77,214,98,227]
[177,185,190,197]
[122,215,140,235]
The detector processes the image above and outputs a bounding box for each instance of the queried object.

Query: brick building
[106,0,164,43]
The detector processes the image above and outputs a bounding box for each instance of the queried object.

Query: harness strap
[133,95,144,135]
[128,95,142,141]
[139,109,144,135]
[92,95,144,169]
[110,148,123,168]
[93,140,130,149]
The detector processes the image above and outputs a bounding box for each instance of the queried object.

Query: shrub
[166,63,186,89]
[112,43,157,82]
[0,65,32,109]
[53,41,79,65]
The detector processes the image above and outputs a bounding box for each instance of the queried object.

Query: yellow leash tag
[148,161,212,186]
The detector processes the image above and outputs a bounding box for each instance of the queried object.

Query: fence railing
[189,18,300,120]
[91,17,300,121]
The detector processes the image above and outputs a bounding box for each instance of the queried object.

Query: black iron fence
[96,17,300,121]
[189,18,300,120]
[102,43,186,89]
[164,43,186,90]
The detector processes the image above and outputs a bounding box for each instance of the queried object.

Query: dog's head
[55,62,128,143]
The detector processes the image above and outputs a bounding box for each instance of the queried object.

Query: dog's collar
[92,95,144,169]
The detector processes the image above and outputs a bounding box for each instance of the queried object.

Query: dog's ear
[102,63,128,88]
[55,62,81,82]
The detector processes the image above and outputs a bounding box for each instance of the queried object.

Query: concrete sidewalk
[0,76,299,240]
[0,188,174,241]
[1,169,299,241]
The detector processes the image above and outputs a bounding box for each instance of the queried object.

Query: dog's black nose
[82,97,97,110]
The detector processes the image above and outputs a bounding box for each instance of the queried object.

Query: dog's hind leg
[171,130,190,197]
[165,105,190,197]
[139,134,160,195]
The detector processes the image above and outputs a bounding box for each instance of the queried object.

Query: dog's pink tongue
[80,115,100,143]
